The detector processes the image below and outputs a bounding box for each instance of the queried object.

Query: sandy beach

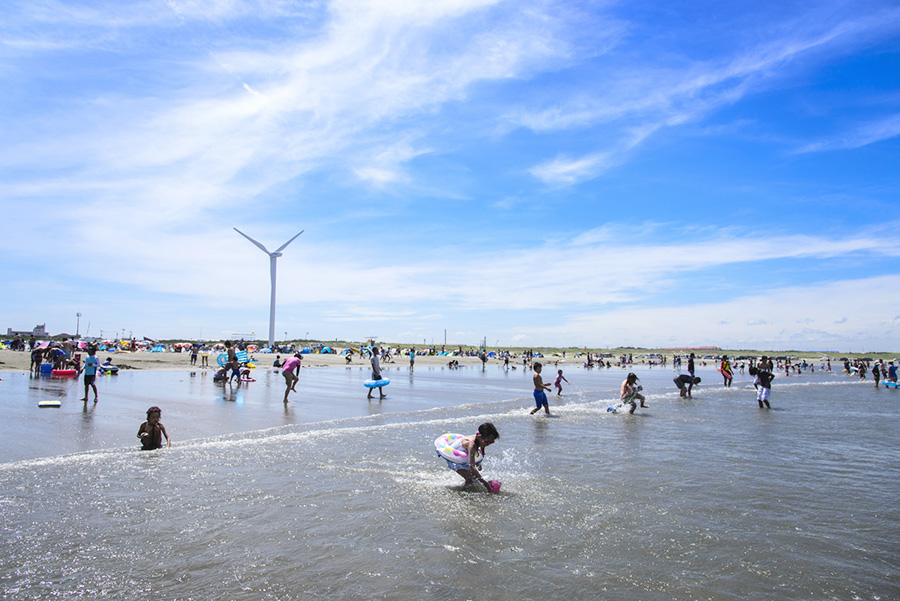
[3,346,892,374]
[0,348,495,372]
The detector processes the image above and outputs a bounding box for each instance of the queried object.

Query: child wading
[554,369,570,395]
[436,422,499,491]
[530,362,553,415]
[137,406,171,450]
[79,347,100,402]
[620,372,647,414]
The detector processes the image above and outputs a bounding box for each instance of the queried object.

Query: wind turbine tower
[234,227,304,349]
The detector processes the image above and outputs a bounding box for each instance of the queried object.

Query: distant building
[6,324,49,338]
[662,346,721,351]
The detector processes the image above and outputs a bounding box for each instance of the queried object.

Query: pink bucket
[487,480,501,494]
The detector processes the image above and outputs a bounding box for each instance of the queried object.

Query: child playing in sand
[530,362,553,415]
[749,366,774,408]
[436,422,499,490]
[554,369,570,395]
[137,406,171,450]
[620,372,647,414]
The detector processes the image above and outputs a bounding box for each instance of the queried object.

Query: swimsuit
[533,390,548,408]
[140,424,163,450]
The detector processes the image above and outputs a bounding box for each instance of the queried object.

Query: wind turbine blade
[274,230,304,254]
[234,228,271,254]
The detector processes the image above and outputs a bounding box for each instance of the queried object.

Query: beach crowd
[3,335,897,463]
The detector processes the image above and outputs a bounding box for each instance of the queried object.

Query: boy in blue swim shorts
[529,362,553,415]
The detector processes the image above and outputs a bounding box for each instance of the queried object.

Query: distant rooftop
[6,324,48,337]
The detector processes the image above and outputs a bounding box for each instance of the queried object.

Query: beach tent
[300,348,311,354]
[320,347,333,354]
[151,344,167,353]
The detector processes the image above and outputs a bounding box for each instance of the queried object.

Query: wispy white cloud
[528,152,616,186]
[794,113,900,153]
[1,0,586,259]
[22,220,896,335]
[523,5,900,185]
[2,1,899,350]
[512,275,900,350]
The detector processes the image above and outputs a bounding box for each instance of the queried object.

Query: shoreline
[1,347,890,374]
[0,348,490,373]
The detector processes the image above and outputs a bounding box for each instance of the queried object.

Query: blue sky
[2,0,899,351]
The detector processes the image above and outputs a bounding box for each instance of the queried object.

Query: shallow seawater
[1,364,898,600]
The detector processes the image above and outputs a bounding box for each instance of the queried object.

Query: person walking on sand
[529,362,553,415]
[281,353,303,403]
[554,369,570,395]
[368,346,386,400]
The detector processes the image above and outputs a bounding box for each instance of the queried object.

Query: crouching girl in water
[137,406,171,450]
[436,422,499,491]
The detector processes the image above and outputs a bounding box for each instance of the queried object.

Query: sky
[2,0,899,351]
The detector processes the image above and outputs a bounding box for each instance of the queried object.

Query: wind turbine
[233,227,304,349]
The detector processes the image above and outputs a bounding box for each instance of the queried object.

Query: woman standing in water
[719,355,734,387]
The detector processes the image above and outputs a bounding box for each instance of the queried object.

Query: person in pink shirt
[282,353,303,403]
